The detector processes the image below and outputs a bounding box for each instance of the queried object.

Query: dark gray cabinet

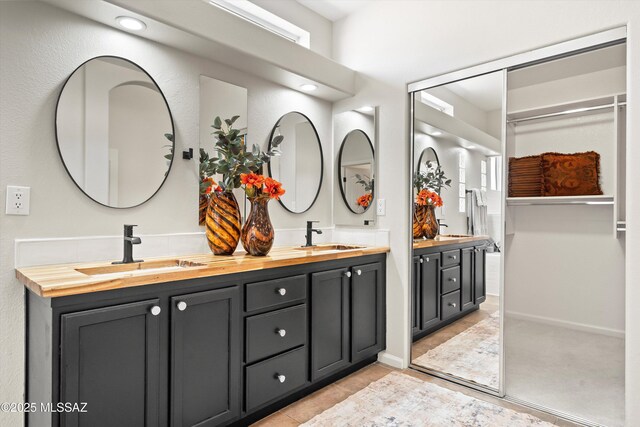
[60,299,161,427]
[310,268,350,381]
[412,239,490,341]
[171,287,240,427]
[351,262,384,363]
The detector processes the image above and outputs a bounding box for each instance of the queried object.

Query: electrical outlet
[6,186,30,215]
[376,198,386,216]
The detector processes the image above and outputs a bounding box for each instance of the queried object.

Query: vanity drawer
[441,291,461,320]
[245,274,307,312]
[441,249,461,267]
[245,346,307,412]
[245,304,306,364]
[441,266,461,294]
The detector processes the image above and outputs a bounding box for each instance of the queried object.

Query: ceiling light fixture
[300,84,318,92]
[358,106,374,113]
[467,145,475,149]
[431,131,442,136]
[116,16,146,31]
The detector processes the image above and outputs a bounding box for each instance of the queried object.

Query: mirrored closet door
[410,70,505,394]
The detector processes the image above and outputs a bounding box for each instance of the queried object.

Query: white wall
[332,1,640,421]
[0,3,332,424]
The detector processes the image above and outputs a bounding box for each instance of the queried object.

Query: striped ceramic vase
[198,194,209,226]
[206,191,242,255]
[413,203,426,239]
[422,204,439,239]
[241,197,274,256]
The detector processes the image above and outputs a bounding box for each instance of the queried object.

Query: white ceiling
[295,0,369,22]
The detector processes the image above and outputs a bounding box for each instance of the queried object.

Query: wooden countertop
[16,245,389,298]
[413,235,491,249]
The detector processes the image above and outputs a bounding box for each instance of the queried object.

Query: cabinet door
[60,299,161,427]
[311,268,350,381]
[474,247,487,304]
[351,262,384,363]
[412,256,421,335]
[461,247,475,309]
[171,286,240,427]
[420,253,440,330]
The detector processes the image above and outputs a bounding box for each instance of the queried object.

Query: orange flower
[356,193,372,208]
[202,177,217,194]
[416,189,443,207]
[240,173,265,189]
[263,177,286,200]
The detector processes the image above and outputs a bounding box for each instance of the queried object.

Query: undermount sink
[438,234,472,238]
[76,259,206,278]
[295,244,365,252]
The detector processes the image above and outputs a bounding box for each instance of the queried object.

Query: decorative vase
[206,191,241,255]
[199,194,209,226]
[422,204,439,239]
[241,197,274,256]
[413,203,427,239]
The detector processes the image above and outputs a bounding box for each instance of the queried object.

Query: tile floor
[251,362,580,426]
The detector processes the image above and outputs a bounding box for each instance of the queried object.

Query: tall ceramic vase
[241,197,274,256]
[198,194,209,226]
[206,191,241,255]
[413,203,426,239]
[422,204,439,239]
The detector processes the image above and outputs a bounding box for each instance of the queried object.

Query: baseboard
[377,351,406,369]
[505,310,625,338]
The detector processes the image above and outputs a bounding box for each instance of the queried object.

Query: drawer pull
[356,270,362,276]
[276,288,287,296]
[150,305,161,316]
[345,271,352,278]
[450,255,457,260]
[419,258,424,264]
[276,374,286,383]
[449,302,457,308]
[276,328,286,337]
[449,277,457,282]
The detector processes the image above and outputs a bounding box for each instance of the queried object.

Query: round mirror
[417,147,441,192]
[56,56,174,208]
[268,112,323,213]
[338,130,375,214]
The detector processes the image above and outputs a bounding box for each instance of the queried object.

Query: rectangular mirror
[334,108,377,226]
[198,76,248,225]
[410,70,505,394]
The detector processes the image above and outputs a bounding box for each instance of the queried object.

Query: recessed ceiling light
[358,106,374,113]
[116,16,146,31]
[468,145,475,149]
[431,131,442,136]
[300,84,317,91]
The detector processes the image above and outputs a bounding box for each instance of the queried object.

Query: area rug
[412,312,499,389]
[302,371,554,426]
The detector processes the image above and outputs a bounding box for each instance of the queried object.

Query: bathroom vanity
[412,236,491,341]
[18,246,388,427]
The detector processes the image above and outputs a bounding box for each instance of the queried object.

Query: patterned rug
[302,371,554,426]
[412,312,500,389]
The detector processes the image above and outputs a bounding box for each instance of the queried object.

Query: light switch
[6,186,30,215]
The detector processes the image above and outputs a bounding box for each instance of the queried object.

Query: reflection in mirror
[334,108,376,226]
[268,112,323,214]
[56,56,174,208]
[411,70,504,393]
[339,130,374,214]
[198,76,248,224]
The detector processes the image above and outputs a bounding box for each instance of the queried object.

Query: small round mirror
[338,130,375,214]
[417,147,441,192]
[268,112,323,213]
[56,56,174,208]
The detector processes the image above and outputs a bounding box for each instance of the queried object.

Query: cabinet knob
[345,271,352,278]
[449,277,457,282]
[426,257,430,262]
[356,270,362,276]
[475,249,479,253]
[276,374,286,383]
[449,302,457,308]
[276,288,287,296]
[177,301,187,311]
[276,328,286,337]
[150,305,161,316]
[451,255,457,260]
[419,259,424,264]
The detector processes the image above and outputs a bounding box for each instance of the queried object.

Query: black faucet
[305,221,323,247]
[113,224,143,264]
[437,220,449,234]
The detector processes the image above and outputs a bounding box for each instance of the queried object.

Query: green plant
[354,174,374,192]
[201,115,283,193]
[414,161,451,193]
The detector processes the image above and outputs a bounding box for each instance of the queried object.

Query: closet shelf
[506,195,614,206]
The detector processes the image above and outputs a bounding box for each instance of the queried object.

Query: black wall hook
[182,148,193,160]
